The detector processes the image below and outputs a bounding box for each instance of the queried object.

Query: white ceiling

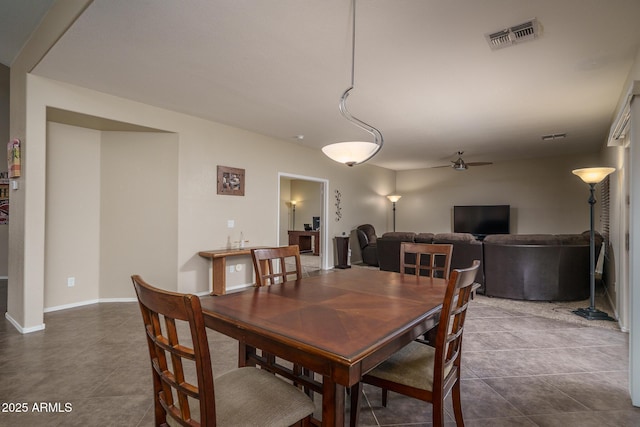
[10,0,640,170]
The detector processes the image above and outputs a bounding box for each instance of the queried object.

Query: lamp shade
[321,141,379,166]
[572,167,615,184]
[387,195,402,203]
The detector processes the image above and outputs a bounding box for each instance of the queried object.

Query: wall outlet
[227,219,235,228]
[67,277,75,287]
[228,265,235,273]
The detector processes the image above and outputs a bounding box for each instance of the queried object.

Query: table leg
[239,342,257,368]
[211,257,226,295]
[322,378,344,426]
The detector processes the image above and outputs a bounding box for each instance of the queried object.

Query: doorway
[278,173,330,272]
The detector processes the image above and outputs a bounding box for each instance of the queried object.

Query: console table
[288,230,319,255]
[198,247,268,295]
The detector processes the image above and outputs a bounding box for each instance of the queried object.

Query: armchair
[356,224,379,266]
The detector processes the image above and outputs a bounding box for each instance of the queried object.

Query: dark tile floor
[1,290,638,426]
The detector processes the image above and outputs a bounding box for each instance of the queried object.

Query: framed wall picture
[217,166,245,196]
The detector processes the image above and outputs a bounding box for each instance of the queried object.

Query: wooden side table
[198,247,267,295]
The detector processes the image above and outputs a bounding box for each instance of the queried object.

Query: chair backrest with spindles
[400,242,453,279]
[251,245,303,286]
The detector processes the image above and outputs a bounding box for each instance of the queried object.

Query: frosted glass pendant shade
[572,167,615,184]
[321,0,383,167]
[321,141,379,167]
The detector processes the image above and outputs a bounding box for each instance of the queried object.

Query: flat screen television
[453,205,510,238]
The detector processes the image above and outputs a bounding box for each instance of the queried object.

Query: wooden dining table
[199,267,448,426]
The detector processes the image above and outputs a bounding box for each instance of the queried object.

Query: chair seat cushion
[215,367,315,426]
[366,341,452,392]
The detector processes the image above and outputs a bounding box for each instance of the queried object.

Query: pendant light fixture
[322,0,383,167]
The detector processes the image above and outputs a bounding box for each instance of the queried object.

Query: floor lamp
[387,195,401,231]
[291,200,297,230]
[571,167,615,321]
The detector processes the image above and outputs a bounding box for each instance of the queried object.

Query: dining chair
[131,275,315,427]
[250,245,311,392]
[400,242,453,279]
[252,245,303,286]
[400,242,454,346]
[349,260,481,427]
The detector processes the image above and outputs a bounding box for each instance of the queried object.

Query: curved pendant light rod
[340,0,383,160]
[338,88,384,164]
[328,0,383,166]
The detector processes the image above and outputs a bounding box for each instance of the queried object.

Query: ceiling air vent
[485,18,540,50]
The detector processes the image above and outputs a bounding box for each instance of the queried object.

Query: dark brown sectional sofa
[377,231,600,301]
[483,232,601,301]
[377,232,485,291]
[377,232,434,272]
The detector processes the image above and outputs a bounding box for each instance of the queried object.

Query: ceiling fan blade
[431,157,492,169]
[438,151,464,161]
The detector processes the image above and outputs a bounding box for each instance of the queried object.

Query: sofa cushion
[380,232,417,242]
[483,234,561,245]
[556,234,590,245]
[580,230,604,247]
[415,233,434,243]
[433,233,478,243]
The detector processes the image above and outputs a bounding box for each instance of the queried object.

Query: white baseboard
[5,312,46,334]
[9,292,222,334]
[44,297,137,313]
[97,297,137,303]
[44,299,100,313]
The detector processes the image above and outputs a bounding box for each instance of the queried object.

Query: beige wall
[11,74,395,329]
[279,177,323,242]
[291,180,322,231]
[395,152,602,235]
[99,131,178,298]
[44,124,178,309]
[45,123,101,308]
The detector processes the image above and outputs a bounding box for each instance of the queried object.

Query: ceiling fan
[433,151,493,171]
